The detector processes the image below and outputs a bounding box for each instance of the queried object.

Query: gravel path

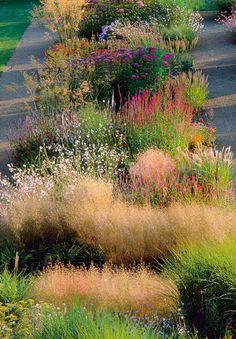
[0,21,53,175]
[193,18,236,159]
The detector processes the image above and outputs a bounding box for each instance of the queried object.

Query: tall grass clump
[128,146,234,206]
[30,265,177,318]
[38,0,86,41]
[121,78,212,156]
[165,239,236,337]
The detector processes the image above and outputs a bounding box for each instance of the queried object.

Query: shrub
[0,300,35,338]
[165,239,236,337]
[30,265,177,318]
[79,0,191,38]
[72,46,175,106]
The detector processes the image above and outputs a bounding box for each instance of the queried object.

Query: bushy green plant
[0,270,31,303]
[0,300,35,339]
[165,239,236,337]
[74,46,175,105]
[79,0,190,38]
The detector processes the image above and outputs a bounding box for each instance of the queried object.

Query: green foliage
[0,270,31,303]
[80,0,190,38]
[126,114,189,157]
[213,0,236,9]
[165,239,236,337]
[162,25,195,44]
[32,304,157,339]
[179,147,234,194]
[0,240,105,274]
[159,0,217,10]
[0,0,37,72]
[0,300,35,339]
[185,81,208,111]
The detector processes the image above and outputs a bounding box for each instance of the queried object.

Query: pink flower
[161,61,169,67]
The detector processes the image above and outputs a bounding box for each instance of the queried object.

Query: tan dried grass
[30,265,177,316]
[39,0,86,41]
[3,177,236,264]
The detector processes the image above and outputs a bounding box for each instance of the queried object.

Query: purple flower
[147,47,158,53]
[142,55,153,62]
[162,53,173,61]
[131,75,138,80]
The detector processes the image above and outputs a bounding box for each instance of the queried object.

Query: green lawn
[0,0,37,72]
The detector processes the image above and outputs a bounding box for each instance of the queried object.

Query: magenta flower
[162,53,173,61]
[161,61,169,67]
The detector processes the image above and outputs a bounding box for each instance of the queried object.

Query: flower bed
[1,0,236,337]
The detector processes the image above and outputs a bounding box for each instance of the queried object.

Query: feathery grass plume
[2,172,236,264]
[30,264,177,317]
[38,0,86,41]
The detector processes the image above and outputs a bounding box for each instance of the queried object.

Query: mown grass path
[0,21,53,175]
[193,18,236,160]
[0,0,38,73]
